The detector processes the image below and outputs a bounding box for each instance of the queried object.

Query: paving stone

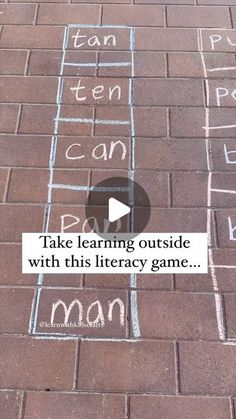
[167,6,231,28]
[0,4,36,25]
[0,288,34,334]
[0,243,36,285]
[78,341,176,392]
[179,341,236,395]
[0,50,27,75]
[0,336,76,390]
[24,392,126,419]
[130,395,231,419]
[138,291,218,339]
[102,5,165,26]
[0,390,23,419]
[0,104,19,134]
[37,4,100,25]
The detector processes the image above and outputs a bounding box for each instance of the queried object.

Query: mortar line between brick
[99,5,103,26]
[15,104,22,134]
[126,394,130,419]
[24,50,31,76]
[73,339,80,391]
[229,7,234,29]
[19,390,26,419]
[174,340,180,395]
[3,168,11,204]
[230,396,235,419]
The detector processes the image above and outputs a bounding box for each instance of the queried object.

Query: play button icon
[109,198,130,223]
[85,176,151,239]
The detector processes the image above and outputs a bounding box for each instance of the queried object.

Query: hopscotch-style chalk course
[29,24,141,340]
[198,29,236,344]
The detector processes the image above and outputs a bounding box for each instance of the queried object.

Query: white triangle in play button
[108,198,131,223]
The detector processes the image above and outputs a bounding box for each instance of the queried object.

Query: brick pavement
[0,0,236,418]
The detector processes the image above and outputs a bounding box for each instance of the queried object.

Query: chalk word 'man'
[72,29,116,49]
[70,80,121,102]
[60,214,122,234]
[50,298,125,327]
[66,140,127,161]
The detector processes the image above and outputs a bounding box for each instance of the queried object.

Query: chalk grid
[198,28,236,345]
[29,24,141,340]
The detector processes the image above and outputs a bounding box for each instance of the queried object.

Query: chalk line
[198,28,226,342]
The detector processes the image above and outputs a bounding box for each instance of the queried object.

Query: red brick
[7,169,49,204]
[224,294,236,338]
[135,28,198,51]
[179,341,236,395]
[130,395,231,419]
[55,137,130,170]
[84,274,129,289]
[143,208,207,233]
[168,52,236,78]
[171,107,236,138]
[0,104,19,133]
[78,341,176,392]
[135,171,169,207]
[0,288,34,334]
[212,249,236,291]
[175,274,213,292]
[0,205,44,242]
[137,274,173,290]
[28,50,97,77]
[0,26,64,49]
[134,78,203,106]
[0,390,23,419]
[136,139,207,171]
[0,336,76,390]
[0,243,36,285]
[94,106,167,138]
[0,4,36,24]
[102,5,164,26]
[202,29,236,52]
[0,168,8,202]
[0,135,51,168]
[37,4,100,25]
[135,0,194,2]
[19,105,95,137]
[167,6,231,28]
[24,392,126,419]
[173,172,236,208]
[138,291,218,339]
[231,7,236,28]
[0,76,57,104]
[199,0,235,3]
[0,50,27,75]
[215,209,236,248]
[211,139,236,171]
[36,289,128,338]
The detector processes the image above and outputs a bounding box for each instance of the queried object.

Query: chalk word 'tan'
[66,140,127,161]
[60,214,122,234]
[70,79,121,102]
[210,34,236,50]
[50,298,125,327]
[72,29,116,49]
